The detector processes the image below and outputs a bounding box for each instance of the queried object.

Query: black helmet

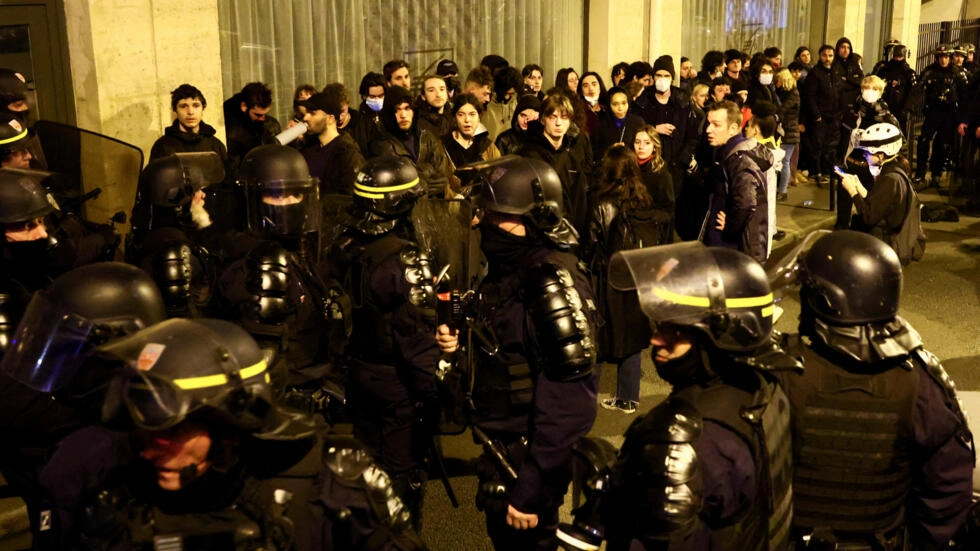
[95,318,290,434]
[0,112,30,158]
[1,262,167,392]
[474,155,578,247]
[133,152,224,231]
[935,44,952,57]
[610,242,774,352]
[242,144,320,238]
[892,44,908,60]
[0,168,59,225]
[797,230,901,325]
[0,69,29,107]
[952,43,968,57]
[353,155,424,217]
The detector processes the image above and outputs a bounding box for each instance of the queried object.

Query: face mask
[583,94,599,105]
[862,89,881,104]
[654,78,671,93]
[365,97,384,112]
[868,164,882,177]
[759,73,773,86]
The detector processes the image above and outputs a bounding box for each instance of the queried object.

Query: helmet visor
[250,179,320,236]
[1,291,95,392]
[122,368,192,430]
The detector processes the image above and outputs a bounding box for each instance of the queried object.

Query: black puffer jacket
[833,37,864,112]
[703,135,773,263]
[802,63,840,123]
[776,87,801,145]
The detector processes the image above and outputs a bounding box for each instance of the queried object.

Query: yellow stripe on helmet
[172,360,268,390]
[652,287,773,310]
[0,127,28,145]
[354,177,420,194]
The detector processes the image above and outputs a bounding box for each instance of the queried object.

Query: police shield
[319,192,354,248]
[410,196,481,293]
[33,120,143,226]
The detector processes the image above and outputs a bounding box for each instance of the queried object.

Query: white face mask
[862,89,881,104]
[365,97,384,112]
[654,78,671,93]
[583,94,599,105]
[869,164,882,177]
[759,73,773,86]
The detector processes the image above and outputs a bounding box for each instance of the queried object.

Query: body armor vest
[789,344,917,535]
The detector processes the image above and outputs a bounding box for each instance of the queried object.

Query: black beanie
[653,55,675,80]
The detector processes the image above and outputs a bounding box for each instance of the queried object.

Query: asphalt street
[421,179,980,551]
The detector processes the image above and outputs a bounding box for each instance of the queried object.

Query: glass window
[217,1,585,122]
[682,0,812,66]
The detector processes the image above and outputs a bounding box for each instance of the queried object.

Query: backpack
[888,171,926,265]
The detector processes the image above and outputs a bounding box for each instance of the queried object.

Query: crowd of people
[0,35,976,551]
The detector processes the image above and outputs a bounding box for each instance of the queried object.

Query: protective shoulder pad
[321,436,413,530]
[245,241,294,324]
[524,262,595,382]
[149,242,193,310]
[399,243,435,309]
[912,347,973,446]
[610,397,703,539]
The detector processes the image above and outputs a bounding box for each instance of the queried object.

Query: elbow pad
[0,291,17,356]
[150,243,193,315]
[245,241,294,324]
[525,263,595,381]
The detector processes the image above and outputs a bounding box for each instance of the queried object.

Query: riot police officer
[875,44,917,131]
[52,317,424,551]
[326,155,438,527]
[0,68,31,122]
[215,144,345,398]
[0,262,167,545]
[128,152,225,317]
[436,156,599,550]
[0,168,62,359]
[555,242,795,551]
[0,112,36,169]
[775,230,973,550]
[915,45,961,188]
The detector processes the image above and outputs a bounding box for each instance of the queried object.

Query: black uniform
[876,58,917,129]
[916,61,960,181]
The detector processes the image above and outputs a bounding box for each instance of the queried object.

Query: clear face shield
[248,178,320,237]
[0,290,145,392]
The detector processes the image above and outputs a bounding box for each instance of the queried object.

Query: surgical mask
[869,164,882,177]
[365,97,384,112]
[862,89,881,104]
[654,78,671,93]
[759,73,773,86]
[583,94,599,105]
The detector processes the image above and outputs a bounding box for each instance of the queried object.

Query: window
[682,0,812,64]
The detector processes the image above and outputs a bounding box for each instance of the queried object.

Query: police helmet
[935,44,952,57]
[965,43,976,55]
[0,69,28,106]
[134,152,224,231]
[0,168,59,225]
[241,144,319,238]
[95,318,284,433]
[892,44,909,61]
[952,43,968,57]
[353,155,424,217]
[610,242,774,353]
[1,262,167,392]
[855,123,903,158]
[0,112,31,158]
[797,230,902,325]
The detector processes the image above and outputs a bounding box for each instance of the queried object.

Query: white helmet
[856,123,903,157]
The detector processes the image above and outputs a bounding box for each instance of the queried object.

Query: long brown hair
[594,144,653,209]
[633,124,665,173]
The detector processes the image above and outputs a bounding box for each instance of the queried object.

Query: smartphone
[833,165,848,177]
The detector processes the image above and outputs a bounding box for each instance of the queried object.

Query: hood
[721,135,773,172]
[164,120,218,143]
[510,95,541,132]
[380,85,415,137]
[835,37,853,60]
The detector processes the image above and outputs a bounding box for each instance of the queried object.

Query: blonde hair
[691,83,709,104]
[861,75,885,93]
[633,125,665,173]
[775,68,796,90]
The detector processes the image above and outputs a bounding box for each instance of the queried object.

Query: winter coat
[519,128,593,241]
[590,112,645,164]
[776,87,801,145]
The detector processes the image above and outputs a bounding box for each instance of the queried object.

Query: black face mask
[652,341,703,387]
[479,218,538,272]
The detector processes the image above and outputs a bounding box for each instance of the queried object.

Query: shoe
[773,230,787,241]
[601,398,637,414]
[776,192,788,202]
[817,175,830,187]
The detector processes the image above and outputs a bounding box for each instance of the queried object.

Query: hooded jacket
[704,135,773,263]
[519,125,593,242]
[494,95,541,156]
[149,120,229,163]
[369,86,451,197]
[834,37,865,112]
